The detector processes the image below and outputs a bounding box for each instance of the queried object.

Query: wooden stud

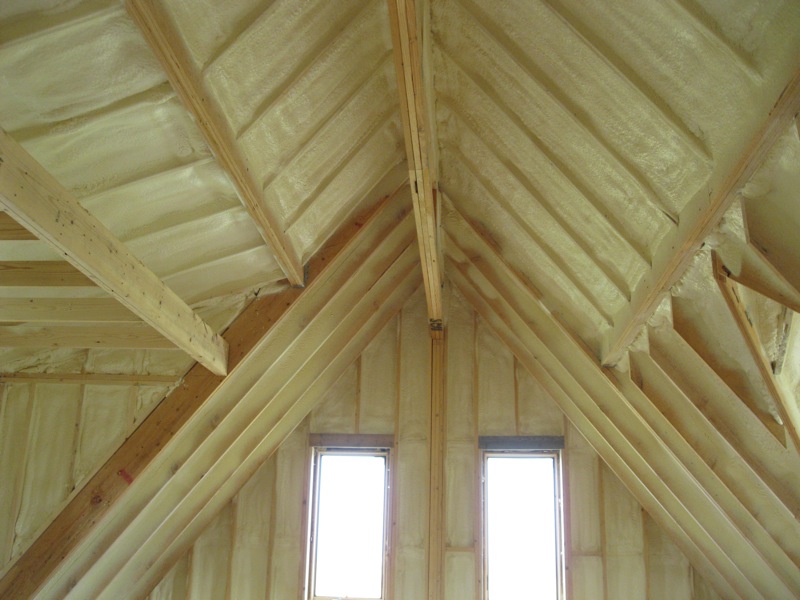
[125,0,305,287]
[0,195,401,600]
[712,251,800,450]
[603,66,800,366]
[428,335,446,600]
[387,0,444,329]
[0,128,228,375]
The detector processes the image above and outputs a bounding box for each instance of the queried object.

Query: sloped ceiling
[0,0,799,598]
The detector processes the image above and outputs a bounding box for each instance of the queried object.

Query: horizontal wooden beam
[0,212,35,240]
[0,128,228,375]
[0,372,176,385]
[713,251,800,451]
[308,433,395,448]
[0,324,174,349]
[0,298,138,323]
[126,0,305,286]
[0,261,94,287]
[388,0,443,330]
[33,197,419,599]
[444,205,798,599]
[603,66,800,366]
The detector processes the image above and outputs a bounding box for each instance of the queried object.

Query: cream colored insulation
[0,292,249,576]
[144,285,722,600]
[433,0,800,357]
[161,0,406,260]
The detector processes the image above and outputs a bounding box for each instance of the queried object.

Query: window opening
[307,448,390,600]
[483,451,564,600]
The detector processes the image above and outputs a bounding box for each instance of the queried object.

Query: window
[482,443,564,600]
[306,446,391,600]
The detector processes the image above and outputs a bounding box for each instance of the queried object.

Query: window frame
[305,444,393,600]
[481,446,566,600]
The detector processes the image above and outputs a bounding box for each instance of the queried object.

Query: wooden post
[428,334,446,600]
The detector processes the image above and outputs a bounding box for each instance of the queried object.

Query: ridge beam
[388,0,444,333]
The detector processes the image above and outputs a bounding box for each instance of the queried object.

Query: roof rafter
[126,0,305,287]
[444,204,799,599]
[0,128,228,375]
[388,0,444,334]
[33,194,421,599]
[603,66,800,366]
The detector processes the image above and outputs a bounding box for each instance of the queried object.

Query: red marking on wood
[118,469,133,485]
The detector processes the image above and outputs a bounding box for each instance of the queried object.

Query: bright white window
[307,449,390,600]
[484,452,563,600]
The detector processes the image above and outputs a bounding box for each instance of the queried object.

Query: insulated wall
[146,286,720,599]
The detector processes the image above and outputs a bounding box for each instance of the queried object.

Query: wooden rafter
[444,205,799,599]
[603,66,800,366]
[712,251,800,450]
[126,0,305,287]
[0,128,228,375]
[29,194,420,599]
[388,0,444,333]
[629,350,800,574]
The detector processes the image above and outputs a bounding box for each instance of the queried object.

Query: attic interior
[0,0,799,598]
